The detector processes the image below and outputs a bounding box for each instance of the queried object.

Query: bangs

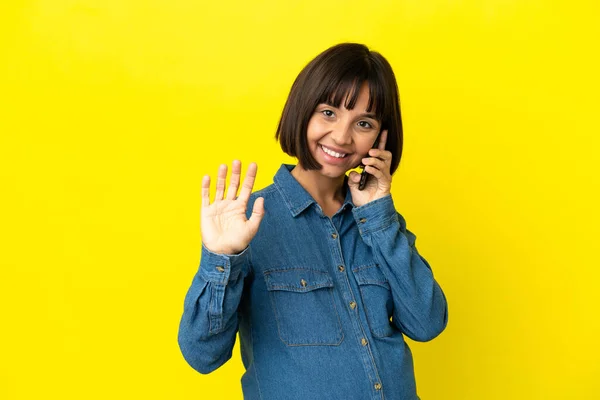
[319,72,387,122]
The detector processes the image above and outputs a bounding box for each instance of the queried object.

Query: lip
[318,144,350,165]
[319,144,352,155]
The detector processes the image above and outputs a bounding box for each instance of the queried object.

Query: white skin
[201,82,394,254]
[291,82,392,215]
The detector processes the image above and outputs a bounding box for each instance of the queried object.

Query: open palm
[201,160,265,255]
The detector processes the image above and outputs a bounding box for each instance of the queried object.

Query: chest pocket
[264,268,344,346]
[353,264,394,338]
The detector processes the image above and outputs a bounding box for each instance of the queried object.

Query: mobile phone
[358,131,383,190]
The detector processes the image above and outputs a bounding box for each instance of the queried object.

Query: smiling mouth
[320,144,348,158]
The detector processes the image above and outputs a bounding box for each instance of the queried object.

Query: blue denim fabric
[178,164,448,400]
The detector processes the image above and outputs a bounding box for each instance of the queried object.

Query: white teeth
[321,145,346,158]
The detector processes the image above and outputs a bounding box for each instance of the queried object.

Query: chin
[320,167,347,178]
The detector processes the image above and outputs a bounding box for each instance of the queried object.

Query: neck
[291,163,347,206]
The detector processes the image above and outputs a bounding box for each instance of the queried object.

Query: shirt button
[361,338,368,346]
[215,266,225,272]
[374,382,382,390]
[331,233,338,239]
[338,265,345,272]
[300,279,307,287]
[349,301,357,309]
[359,217,367,223]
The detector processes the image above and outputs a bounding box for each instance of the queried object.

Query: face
[305,83,381,178]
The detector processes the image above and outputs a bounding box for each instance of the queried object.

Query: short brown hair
[275,43,404,174]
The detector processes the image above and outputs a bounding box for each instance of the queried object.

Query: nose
[329,121,353,146]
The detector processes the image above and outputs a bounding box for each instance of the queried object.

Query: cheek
[306,124,328,146]
[355,140,373,156]
[357,133,381,154]
[307,118,324,133]
[305,119,317,139]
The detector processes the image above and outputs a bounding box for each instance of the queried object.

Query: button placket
[322,216,384,398]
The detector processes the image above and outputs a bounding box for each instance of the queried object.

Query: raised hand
[201,160,265,255]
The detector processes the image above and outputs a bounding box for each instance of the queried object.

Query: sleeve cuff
[199,243,250,284]
[352,194,404,234]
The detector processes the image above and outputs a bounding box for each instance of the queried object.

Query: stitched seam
[352,264,377,273]
[263,267,329,274]
[352,265,390,287]
[357,280,390,287]
[360,215,398,235]
[267,283,332,291]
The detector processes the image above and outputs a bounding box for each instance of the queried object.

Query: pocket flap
[352,264,390,289]
[264,268,334,293]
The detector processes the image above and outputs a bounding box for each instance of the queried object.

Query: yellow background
[1,0,599,398]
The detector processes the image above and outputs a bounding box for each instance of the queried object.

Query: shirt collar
[273,164,355,217]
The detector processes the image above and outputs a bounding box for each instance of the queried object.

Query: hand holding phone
[358,131,382,190]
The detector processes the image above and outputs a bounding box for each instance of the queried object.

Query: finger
[377,129,388,150]
[368,148,392,162]
[247,196,265,233]
[201,175,211,207]
[215,164,227,201]
[364,165,385,180]
[347,171,361,185]
[226,160,242,200]
[238,162,258,202]
[362,156,386,170]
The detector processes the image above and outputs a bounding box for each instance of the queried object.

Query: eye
[358,120,374,129]
[321,109,335,117]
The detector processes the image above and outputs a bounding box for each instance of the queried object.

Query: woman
[178,42,448,400]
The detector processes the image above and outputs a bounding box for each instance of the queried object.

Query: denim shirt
[178,164,448,400]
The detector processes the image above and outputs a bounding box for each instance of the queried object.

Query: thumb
[247,197,265,232]
[347,171,361,188]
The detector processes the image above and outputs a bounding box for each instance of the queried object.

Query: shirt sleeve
[352,194,448,342]
[177,242,251,374]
